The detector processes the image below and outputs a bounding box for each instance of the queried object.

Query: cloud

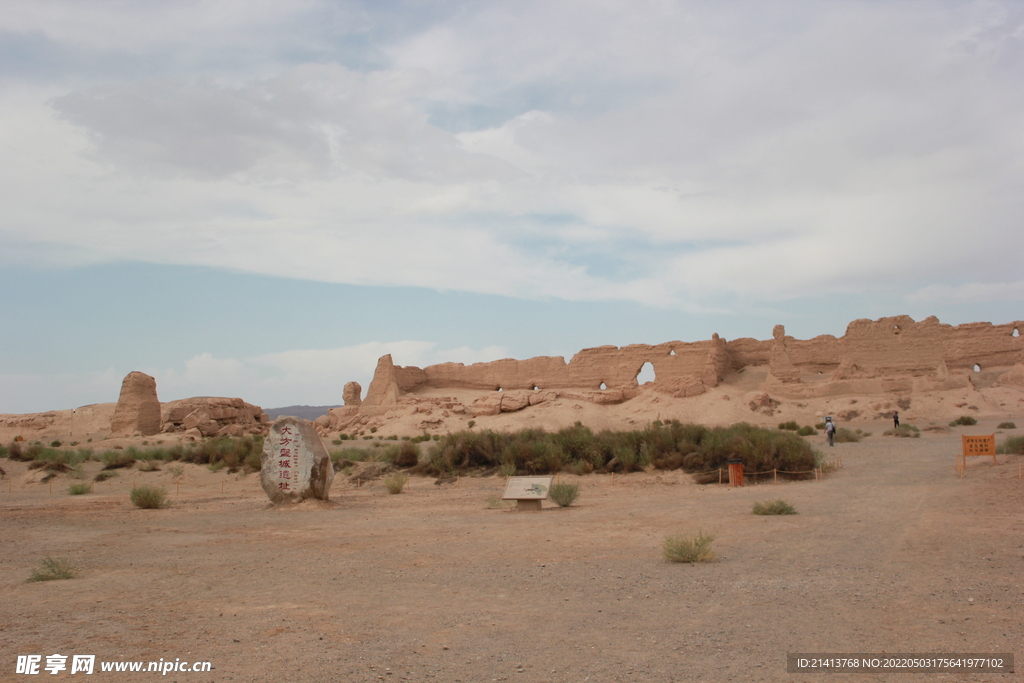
[1,0,1023,313]
[148,341,511,408]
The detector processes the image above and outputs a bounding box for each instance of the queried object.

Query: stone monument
[260,416,334,504]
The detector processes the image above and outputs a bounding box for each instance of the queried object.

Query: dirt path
[2,426,1021,682]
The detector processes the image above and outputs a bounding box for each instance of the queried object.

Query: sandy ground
[2,422,1022,683]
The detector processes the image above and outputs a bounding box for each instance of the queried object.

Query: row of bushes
[413,421,821,478]
[1,436,265,473]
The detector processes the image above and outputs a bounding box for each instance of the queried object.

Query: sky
[1,0,1023,414]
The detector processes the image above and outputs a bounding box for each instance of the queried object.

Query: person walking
[893,411,900,429]
[825,417,836,447]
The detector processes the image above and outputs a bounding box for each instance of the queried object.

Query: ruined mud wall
[362,316,1024,408]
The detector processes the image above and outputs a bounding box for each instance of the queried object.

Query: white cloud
[1,0,1023,312]
[146,341,511,408]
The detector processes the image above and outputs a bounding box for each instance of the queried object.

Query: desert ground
[2,420,1021,683]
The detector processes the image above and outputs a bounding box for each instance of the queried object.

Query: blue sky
[1,1,1022,413]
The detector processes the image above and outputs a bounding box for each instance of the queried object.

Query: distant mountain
[263,405,342,421]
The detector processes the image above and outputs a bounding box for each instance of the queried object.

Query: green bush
[663,531,715,563]
[796,425,816,436]
[833,427,862,443]
[883,425,920,438]
[27,557,78,582]
[949,415,978,426]
[997,422,1016,430]
[777,421,799,431]
[67,483,92,495]
[548,482,580,507]
[93,471,118,482]
[383,472,408,494]
[393,442,420,468]
[998,435,1024,455]
[417,421,817,478]
[130,485,167,509]
[752,499,797,515]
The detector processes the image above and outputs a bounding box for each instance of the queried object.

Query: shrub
[949,415,978,426]
[997,422,1016,430]
[796,425,816,436]
[130,485,167,509]
[168,465,184,478]
[393,442,420,468]
[485,495,514,509]
[331,439,342,445]
[752,499,797,515]
[27,557,78,582]
[778,421,799,431]
[663,531,715,563]
[67,483,92,495]
[814,422,826,430]
[467,420,476,429]
[998,435,1024,455]
[833,427,862,443]
[338,434,350,440]
[93,471,118,482]
[548,482,580,507]
[101,450,136,470]
[383,472,408,494]
[137,460,161,472]
[50,440,62,448]
[883,425,920,438]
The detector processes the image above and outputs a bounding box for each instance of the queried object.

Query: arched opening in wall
[532,385,539,391]
[669,349,676,356]
[973,364,981,372]
[496,387,503,392]
[600,382,607,390]
[893,325,901,335]
[1013,328,1020,337]
[636,362,656,385]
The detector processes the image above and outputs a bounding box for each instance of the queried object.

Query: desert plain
[2,419,1022,683]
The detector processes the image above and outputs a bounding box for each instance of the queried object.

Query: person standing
[893,411,900,429]
[825,417,836,447]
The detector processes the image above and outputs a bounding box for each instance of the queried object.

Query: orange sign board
[962,434,996,457]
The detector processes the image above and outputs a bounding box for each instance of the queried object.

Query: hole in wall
[532,385,539,391]
[669,349,676,356]
[973,364,981,372]
[600,382,607,390]
[636,362,656,385]
[497,387,503,392]
[893,325,901,334]
[1014,328,1020,337]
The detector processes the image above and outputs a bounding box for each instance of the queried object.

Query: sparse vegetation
[663,531,715,563]
[778,421,799,431]
[93,471,118,482]
[548,482,580,507]
[27,557,78,582]
[485,495,514,509]
[752,499,797,515]
[67,483,92,495]
[796,425,817,436]
[949,415,978,427]
[997,422,1016,430]
[130,485,167,509]
[833,428,862,443]
[137,459,161,472]
[383,472,409,494]
[884,425,920,438]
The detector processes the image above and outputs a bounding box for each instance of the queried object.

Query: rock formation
[161,397,268,437]
[109,372,162,437]
[260,416,333,504]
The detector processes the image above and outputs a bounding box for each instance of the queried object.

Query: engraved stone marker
[260,416,334,504]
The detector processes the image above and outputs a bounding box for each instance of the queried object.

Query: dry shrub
[752,499,797,515]
[663,531,715,563]
[130,485,167,509]
[548,482,580,507]
[27,557,78,582]
[383,472,408,494]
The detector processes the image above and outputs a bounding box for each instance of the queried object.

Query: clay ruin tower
[109,371,162,437]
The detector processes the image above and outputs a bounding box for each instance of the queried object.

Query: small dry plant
[130,485,167,509]
[752,499,797,515]
[485,495,514,509]
[67,483,92,495]
[548,482,580,507]
[383,472,409,494]
[663,531,715,563]
[27,557,78,582]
